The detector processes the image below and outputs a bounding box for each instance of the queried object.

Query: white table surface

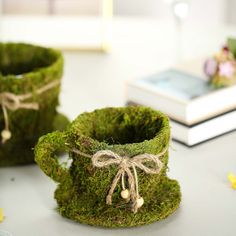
[1,17,236,236]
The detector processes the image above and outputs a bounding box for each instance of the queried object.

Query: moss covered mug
[35,106,181,227]
[0,43,69,166]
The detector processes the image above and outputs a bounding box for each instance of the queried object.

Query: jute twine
[0,80,60,143]
[70,146,167,213]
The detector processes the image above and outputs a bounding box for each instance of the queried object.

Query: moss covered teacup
[35,106,181,227]
[0,43,69,166]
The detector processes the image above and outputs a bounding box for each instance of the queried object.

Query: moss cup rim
[0,42,62,83]
[67,106,170,151]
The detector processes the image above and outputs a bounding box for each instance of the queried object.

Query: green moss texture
[0,42,69,166]
[35,106,181,227]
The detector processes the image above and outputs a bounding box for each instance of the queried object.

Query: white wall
[1,0,235,25]
[114,0,228,25]
[227,0,236,24]
[0,0,101,15]
[114,0,171,18]
[2,0,49,14]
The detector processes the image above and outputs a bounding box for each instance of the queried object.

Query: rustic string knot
[0,80,60,143]
[119,157,129,168]
[0,92,39,111]
[91,148,167,213]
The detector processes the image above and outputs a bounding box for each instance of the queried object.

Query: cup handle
[34,131,70,183]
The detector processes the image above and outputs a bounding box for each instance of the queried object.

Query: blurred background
[0,0,235,23]
[0,0,235,51]
[0,0,236,117]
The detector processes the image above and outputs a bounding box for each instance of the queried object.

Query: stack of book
[126,66,236,147]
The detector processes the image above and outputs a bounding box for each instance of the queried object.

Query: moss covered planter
[0,42,69,166]
[35,106,181,228]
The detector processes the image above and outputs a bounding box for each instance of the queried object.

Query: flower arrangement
[204,38,236,88]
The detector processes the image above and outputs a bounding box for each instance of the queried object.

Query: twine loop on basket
[71,147,167,213]
[0,92,39,111]
[0,80,60,143]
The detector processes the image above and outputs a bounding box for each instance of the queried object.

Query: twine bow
[71,147,167,213]
[0,80,60,143]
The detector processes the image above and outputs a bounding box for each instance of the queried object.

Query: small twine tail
[132,203,138,214]
[1,105,11,144]
[124,166,138,213]
[106,169,123,205]
[131,164,140,213]
[106,195,112,205]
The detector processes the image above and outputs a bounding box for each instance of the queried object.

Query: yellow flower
[228,173,236,190]
[0,208,3,222]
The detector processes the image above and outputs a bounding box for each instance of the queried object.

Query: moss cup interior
[0,42,59,76]
[69,106,170,152]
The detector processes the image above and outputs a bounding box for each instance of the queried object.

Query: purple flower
[219,61,235,78]
[204,58,218,77]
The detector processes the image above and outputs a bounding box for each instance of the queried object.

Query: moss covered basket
[0,42,69,166]
[35,106,181,228]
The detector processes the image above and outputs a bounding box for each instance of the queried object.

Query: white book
[171,109,236,146]
[126,69,236,126]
